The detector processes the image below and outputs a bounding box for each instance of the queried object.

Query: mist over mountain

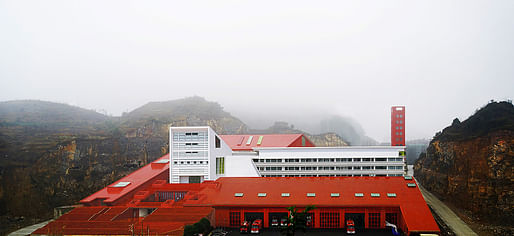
[235,109,377,146]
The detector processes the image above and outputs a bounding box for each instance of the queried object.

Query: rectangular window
[301,136,306,146]
[246,136,253,145]
[229,212,241,227]
[368,213,381,228]
[216,157,225,174]
[385,213,397,225]
[320,212,340,228]
[257,136,264,145]
[215,136,221,148]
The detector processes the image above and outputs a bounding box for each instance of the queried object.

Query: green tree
[280,205,316,236]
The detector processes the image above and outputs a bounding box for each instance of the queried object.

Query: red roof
[80,154,170,205]
[186,177,439,233]
[220,134,314,151]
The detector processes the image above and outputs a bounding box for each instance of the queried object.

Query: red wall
[214,206,402,230]
[391,106,406,146]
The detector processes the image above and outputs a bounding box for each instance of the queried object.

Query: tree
[280,205,316,236]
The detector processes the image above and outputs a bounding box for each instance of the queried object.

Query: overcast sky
[1,0,513,142]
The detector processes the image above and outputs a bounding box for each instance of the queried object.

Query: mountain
[0,97,349,234]
[121,96,249,135]
[414,101,514,233]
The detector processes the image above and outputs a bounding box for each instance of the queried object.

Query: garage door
[244,212,264,224]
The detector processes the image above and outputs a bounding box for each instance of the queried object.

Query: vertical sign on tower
[391,106,405,146]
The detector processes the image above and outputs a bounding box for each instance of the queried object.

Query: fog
[1,0,513,142]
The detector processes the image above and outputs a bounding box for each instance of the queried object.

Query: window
[189,176,201,183]
[216,157,225,174]
[375,158,386,162]
[229,212,241,227]
[320,212,340,228]
[386,213,397,225]
[215,136,221,148]
[302,136,306,146]
[369,213,381,228]
[285,167,300,171]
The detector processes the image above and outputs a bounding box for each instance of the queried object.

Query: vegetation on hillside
[433,101,514,142]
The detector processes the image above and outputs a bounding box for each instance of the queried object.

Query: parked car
[240,220,250,233]
[280,218,288,227]
[271,217,279,227]
[346,219,356,234]
[306,215,313,228]
[251,219,262,234]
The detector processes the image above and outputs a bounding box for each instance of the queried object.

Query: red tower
[391,106,405,146]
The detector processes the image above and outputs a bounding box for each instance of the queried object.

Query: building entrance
[244,212,264,223]
[269,212,288,227]
[345,213,365,229]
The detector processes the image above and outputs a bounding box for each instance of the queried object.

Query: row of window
[394,120,404,124]
[258,165,403,171]
[173,160,209,165]
[172,142,209,150]
[262,174,403,177]
[395,126,404,130]
[253,157,403,163]
[229,211,397,228]
[172,151,208,157]
[172,132,208,141]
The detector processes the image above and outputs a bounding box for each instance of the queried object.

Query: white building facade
[169,126,233,183]
[170,126,406,183]
[251,147,406,177]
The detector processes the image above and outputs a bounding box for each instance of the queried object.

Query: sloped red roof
[80,154,170,205]
[220,134,314,151]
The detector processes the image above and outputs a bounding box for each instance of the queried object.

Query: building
[34,154,440,235]
[33,107,436,235]
[391,106,406,146]
[169,126,407,182]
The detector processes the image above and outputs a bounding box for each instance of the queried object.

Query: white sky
[1,0,513,142]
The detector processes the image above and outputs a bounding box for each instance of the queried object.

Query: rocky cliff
[414,101,514,227]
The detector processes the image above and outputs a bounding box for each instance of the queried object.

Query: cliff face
[414,101,514,226]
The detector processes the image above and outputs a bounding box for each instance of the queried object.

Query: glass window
[216,157,225,174]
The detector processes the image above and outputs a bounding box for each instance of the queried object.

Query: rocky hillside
[414,101,513,228]
[0,97,349,234]
[249,121,348,146]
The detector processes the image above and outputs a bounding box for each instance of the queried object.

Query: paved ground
[7,220,52,236]
[226,228,393,236]
[417,180,478,236]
